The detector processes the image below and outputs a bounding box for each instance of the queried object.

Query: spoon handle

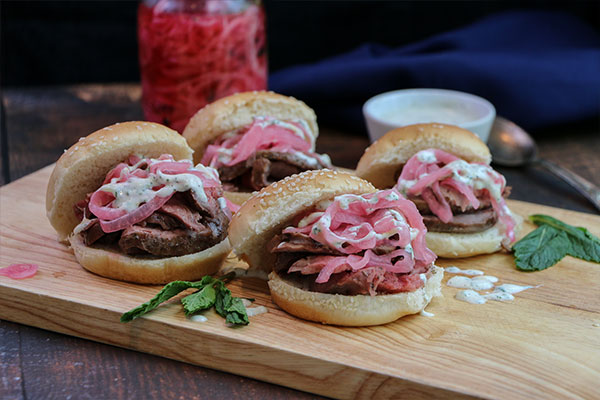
[536,158,600,212]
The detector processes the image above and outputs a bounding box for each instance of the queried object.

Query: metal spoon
[488,116,600,211]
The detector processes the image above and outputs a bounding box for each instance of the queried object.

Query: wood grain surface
[1,165,599,400]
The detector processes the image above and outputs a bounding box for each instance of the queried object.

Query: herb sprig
[120,273,249,326]
[513,214,600,271]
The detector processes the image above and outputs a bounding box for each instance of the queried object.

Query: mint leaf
[120,280,200,322]
[181,284,216,316]
[512,214,600,271]
[214,281,249,326]
[529,214,600,262]
[514,225,571,271]
[120,275,248,326]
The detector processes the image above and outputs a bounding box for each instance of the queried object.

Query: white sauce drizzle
[241,299,253,307]
[447,276,497,291]
[445,266,484,276]
[246,306,268,317]
[395,152,506,205]
[454,284,538,304]
[445,266,538,305]
[494,283,536,294]
[420,309,435,317]
[416,149,437,163]
[97,159,219,213]
[455,290,487,304]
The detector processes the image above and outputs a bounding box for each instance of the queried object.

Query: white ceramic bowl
[363,88,496,143]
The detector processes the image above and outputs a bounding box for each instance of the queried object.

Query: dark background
[2,0,599,87]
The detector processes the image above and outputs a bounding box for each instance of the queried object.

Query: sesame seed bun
[183,91,318,165]
[46,121,231,284]
[356,123,491,189]
[228,170,442,326]
[47,121,193,242]
[355,123,520,258]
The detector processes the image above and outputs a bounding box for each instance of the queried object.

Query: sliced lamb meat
[140,213,182,230]
[269,232,343,255]
[118,192,229,256]
[159,196,208,231]
[217,150,329,191]
[408,194,493,214]
[118,225,220,256]
[217,161,249,182]
[268,161,303,180]
[408,187,511,215]
[254,150,326,171]
[250,157,271,189]
[422,207,498,233]
[79,189,228,257]
[83,219,106,246]
[81,219,120,246]
[283,267,425,295]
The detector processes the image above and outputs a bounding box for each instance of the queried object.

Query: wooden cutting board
[1,165,599,400]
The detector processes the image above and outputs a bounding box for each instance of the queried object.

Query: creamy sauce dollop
[445,266,538,305]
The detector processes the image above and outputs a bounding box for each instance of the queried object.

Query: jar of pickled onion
[138,0,267,133]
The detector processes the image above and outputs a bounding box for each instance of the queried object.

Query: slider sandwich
[46,122,233,284]
[183,91,332,204]
[356,123,520,258]
[228,170,443,326]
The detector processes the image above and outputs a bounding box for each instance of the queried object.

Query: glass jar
[138,0,267,133]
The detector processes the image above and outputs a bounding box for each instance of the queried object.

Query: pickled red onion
[201,117,319,169]
[0,264,38,280]
[138,3,267,132]
[397,149,515,243]
[85,155,226,234]
[99,193,173,233]
[283,189,436,284]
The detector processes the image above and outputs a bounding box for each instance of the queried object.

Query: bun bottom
[425,215,522,258]
[69,233,231,284]
[267,265,443,326]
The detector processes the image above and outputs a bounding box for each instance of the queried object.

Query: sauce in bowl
[363,89,496,142]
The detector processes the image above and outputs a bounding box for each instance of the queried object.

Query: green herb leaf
[514,225,571,271]
[181,284,217,316]
[120,280,199,322]
[512,214,600,271]
[120,275,249,326]
[214,281,249,326]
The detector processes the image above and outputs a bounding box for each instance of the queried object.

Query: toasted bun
[47,121,231,284]
[182,91,318,164]
[426,213,523,258]
[356,123,491,188]
[69,233,231,284]
[46,121,193,242]
[268,265,443,326]
[228,170,376,273]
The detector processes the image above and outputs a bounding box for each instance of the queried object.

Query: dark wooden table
[1,84,599,400]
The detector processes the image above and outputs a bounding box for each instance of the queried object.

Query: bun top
[356,123,491,188]
[182,91,318,164]
[229,169,376,273]
[46,121,193,241]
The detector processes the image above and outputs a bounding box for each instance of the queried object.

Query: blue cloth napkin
[269,11,600,134]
